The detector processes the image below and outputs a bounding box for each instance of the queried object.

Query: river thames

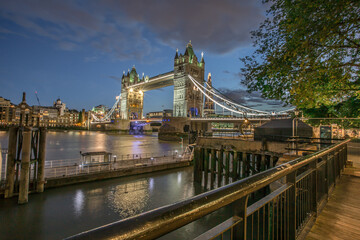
[0,131,231,240]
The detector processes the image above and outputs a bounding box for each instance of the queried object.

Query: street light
[292,109,300,155]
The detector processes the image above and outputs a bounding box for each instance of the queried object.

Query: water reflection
[74,190,84,217]
[149,178,154,192]
[177,172,182,184]
[107,180,149,218]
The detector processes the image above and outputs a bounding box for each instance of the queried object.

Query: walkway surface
[306,141,360,240]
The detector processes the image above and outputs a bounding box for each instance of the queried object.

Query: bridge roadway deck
[306,141,360,240]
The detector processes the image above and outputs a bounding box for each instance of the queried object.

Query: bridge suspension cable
[91,93,121,122]
[188,75,270,116]
[203,81,269,115]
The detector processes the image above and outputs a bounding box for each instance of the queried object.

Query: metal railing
[44,150,191,179]
[45,150,182,168]
[66,138,350,240]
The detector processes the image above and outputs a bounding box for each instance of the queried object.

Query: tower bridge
[119,41,205,120]
[91,41,294,131]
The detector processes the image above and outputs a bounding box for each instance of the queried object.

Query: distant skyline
[0,0,289,114]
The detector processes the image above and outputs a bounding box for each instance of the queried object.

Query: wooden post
[260,154,265,172]
[18,127,32,204]
[193,147,200,182]
[4,127,18,198]
[210,149,216,188]
[242,152,247,178]
[251,152,256,175]
[204,148,209,188]
[225,151,230,184]
[217,149,223,187]
[36,127,47,192]
[270,155,274,168]
[232,151,238,181]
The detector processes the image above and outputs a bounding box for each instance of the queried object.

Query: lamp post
[292,109,300,155]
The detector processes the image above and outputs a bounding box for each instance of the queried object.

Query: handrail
[66,138,350,240]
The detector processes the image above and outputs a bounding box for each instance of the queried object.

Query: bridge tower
[173,41,205,117]
[120,66,144,119]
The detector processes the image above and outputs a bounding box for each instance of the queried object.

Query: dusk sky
[0,0,289,114]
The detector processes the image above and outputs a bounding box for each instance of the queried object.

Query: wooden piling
[251,153,256,175]
[4,127,18,198]
[217,149,223,186]
[225,151,230,184]
[18,127,32,204]
[242,152,248,178]
[210,149,216,188]
[232,151,238,181]
[204,148,209,188]
[36,127,47,192]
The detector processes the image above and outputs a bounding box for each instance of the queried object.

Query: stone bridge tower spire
[173,41,205,117]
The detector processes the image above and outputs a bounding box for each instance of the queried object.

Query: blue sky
[0,0,288,114]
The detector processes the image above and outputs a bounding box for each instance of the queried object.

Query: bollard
[4,127,18,198]
[36,127,47,193]
[18,127,32,204]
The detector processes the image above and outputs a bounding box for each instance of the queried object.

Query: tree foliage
[241,0,360,116]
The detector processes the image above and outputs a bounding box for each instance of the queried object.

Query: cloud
[217,87,287,111]
[104,0,266,54]
[0,0,266,60]
[0,1,154,61]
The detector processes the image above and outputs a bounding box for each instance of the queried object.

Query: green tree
[241,0,360,115]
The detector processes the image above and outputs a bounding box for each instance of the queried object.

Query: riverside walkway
[306,141,360,240]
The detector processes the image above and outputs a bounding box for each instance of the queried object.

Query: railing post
[286,172,297,239]
[344,144,348,166]
[233,195,249,239]
[324,154,330,197]
[335,150,340,181]
[309,160,318,215]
